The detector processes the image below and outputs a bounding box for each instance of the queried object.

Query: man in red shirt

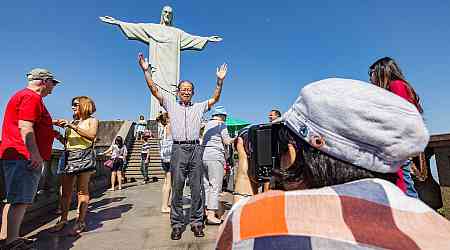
[0,68,61,249]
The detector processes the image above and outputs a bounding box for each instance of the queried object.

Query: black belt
[173,140,199,145]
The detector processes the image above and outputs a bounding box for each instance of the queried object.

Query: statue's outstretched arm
[99,16,120,25]
[208,36,223,42]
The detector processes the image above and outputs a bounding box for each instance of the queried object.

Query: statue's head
[160,6,173,26]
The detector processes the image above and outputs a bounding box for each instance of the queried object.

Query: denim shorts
[2,160,42,204]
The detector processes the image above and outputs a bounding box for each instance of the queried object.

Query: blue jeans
[401,160,418,198]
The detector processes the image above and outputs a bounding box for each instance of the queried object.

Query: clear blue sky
[1,0,450,134]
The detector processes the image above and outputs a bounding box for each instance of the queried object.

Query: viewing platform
[1,120,449,249]
[23,181,224,250]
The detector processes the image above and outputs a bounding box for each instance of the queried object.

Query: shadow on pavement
[33,203,133,250]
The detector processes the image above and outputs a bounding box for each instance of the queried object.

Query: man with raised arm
[100,6,222,120]
[138,53,228,240]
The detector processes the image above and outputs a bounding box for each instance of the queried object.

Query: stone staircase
[125,138,165,181]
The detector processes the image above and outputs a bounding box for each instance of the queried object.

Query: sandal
[69,221,86,236]
[49,220,68,233]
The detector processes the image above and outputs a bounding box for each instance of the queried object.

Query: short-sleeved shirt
[161,95,209,141]
[216,179,450,250]
[141,141,151,154]
[389,80,416,107]
[111,144,127,160]
[0,88,54,160]
[202,119,232,161]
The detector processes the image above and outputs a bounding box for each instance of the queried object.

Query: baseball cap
[26,68,61,83]
[212,106,227,117]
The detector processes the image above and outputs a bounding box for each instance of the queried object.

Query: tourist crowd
[1,55,450,250]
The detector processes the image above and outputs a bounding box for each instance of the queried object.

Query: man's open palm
[216,63,228,80]
[138,53,150,71]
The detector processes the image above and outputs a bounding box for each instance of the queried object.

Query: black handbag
[63,147,96,175]
[61,123,97,175]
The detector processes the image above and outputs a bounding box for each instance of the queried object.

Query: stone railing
[420,133,450,219]
[20,150,112,226]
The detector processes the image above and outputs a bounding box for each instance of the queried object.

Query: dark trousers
[140,153,149,179]
[170,144,204,229]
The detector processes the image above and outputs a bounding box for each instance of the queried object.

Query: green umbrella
[225,116,251,137]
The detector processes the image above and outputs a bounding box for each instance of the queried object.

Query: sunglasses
[368,69,375,77]
[72,103,80,107]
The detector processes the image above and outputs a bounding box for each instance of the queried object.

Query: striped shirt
[161,95,209,141]
[202,119,232,162]
[216,179,450,250]
[141,141,151,154]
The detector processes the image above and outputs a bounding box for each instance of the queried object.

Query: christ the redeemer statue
[100,6,222,119]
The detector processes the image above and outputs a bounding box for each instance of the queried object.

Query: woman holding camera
[51,96,98,235]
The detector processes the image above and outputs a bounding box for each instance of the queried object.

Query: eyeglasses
[179,88,193,93]
[43,78,57,86]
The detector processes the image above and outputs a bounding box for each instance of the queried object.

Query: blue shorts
[2,160,42,204]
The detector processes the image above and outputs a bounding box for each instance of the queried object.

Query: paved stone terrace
[25,181,225,250]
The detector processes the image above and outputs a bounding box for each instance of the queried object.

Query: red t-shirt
[0,88,54,160]
[389,80,419,193]
[389,80,417,107]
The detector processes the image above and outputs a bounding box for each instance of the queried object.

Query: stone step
[127,164,162,168]
[125,167,165,173]
[128,156,161,161]
[126,167,164,173]
[129,151,160,156]
[127,158,161,163]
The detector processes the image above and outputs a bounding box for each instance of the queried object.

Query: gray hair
[27,79,43,86]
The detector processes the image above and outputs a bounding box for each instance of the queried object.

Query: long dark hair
[369,57,423,113]
[115,136,124,149]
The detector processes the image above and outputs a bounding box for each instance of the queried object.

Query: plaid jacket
[216,179,450,250]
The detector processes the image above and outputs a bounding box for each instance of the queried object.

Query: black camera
[245,122,285,183]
